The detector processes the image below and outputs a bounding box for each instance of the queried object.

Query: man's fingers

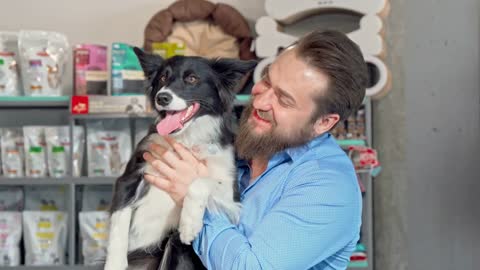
[149,143,168,159]
[143,152,155,163]
[144,174,171,191]
[151,160,177,180]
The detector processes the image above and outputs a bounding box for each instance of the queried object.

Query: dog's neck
[170,115,224,148]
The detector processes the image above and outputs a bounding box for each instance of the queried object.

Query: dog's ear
[210,58,257,109]
[133,47,164,81]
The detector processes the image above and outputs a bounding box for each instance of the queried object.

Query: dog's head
[134,47,256,136]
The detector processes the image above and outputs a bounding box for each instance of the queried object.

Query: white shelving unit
[0,95,375,269]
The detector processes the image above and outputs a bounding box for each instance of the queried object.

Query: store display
[0,32,21,96]
[111,42,145,95]
[87,120,131,177]
[23,211,67,266]
[23,126,47,178]
[78,211,109,265]
[74,44,108,95]
[0,212,22,266]
[1,128,24,178]
[0,187,24,211]
[331,108,367,140]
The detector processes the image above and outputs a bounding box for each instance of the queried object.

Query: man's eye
[185,75,199,84]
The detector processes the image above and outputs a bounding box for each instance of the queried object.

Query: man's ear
[210,58,257,109]
[313,114,341,137]
[133,47,164,81]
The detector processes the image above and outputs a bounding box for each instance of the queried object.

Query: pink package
[74,44,108,95]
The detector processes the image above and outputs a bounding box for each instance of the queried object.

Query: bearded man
[143,29,368,270]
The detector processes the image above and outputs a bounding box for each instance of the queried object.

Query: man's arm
[193,160,362,270]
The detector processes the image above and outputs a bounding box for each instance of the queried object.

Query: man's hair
[295,30,368,122]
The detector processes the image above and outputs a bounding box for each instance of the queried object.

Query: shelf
[336,139,367,147]
[0,96,70,108]
[0,177,116,185]
[71,113,156,119]
[72,177,116,185]
[0,177,70,185]
[235,94,250,106]
[0,266,101,270]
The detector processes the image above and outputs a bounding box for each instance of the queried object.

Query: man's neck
[249,158,269,184]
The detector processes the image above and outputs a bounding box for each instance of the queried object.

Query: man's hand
[143,137,209,206]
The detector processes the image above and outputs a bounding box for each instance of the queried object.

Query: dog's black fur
[106,48,256,270]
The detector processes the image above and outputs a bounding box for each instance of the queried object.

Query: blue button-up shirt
[193,133,362,270]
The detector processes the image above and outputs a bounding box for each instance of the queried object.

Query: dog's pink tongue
[156,110,187,135]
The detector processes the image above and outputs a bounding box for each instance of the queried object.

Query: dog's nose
[156,92,172,106]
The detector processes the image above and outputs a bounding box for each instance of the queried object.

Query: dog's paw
[179,217,203,244]
[104,257,128,270]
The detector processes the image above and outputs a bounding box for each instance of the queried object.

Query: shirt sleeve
[193,160,362,270]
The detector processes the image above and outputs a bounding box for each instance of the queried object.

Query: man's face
[235,48,329,159]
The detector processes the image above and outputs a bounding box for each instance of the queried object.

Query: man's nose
[252,87,274,111]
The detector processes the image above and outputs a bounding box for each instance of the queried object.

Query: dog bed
[143,0,256,60]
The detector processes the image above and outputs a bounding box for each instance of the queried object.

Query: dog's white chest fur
[127,116,238,251]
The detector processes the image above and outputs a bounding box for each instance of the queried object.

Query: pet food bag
[82,185,112,211]
[79,211,110,265]
[87,120,131,177]
[111,43,145,95]
[0,187,24,211]
[74,44,108,95]
[25,186,66,211]
[0,212,22,266]
[1,128,25,178]
[45,126,85,178]
[0,32,21,96]
[23,211,67,265]
[18,30,69,96]
[23,126,47,177]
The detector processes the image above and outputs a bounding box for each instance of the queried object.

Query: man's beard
[235,104,314,160]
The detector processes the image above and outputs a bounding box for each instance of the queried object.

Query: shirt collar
[235,132,331,166]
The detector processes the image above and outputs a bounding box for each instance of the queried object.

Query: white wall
[0,0,265,46]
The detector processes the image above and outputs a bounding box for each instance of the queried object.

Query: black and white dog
[104,48,256,270]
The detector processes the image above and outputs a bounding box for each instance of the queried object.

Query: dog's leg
[178,178,215,244]
[105,206,132,270]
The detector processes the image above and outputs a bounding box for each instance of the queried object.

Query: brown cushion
[143,0,256,60]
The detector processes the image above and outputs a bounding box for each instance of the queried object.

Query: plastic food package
[23,126,47,177]
[79,211,110,265]
[45,126,85,178]
[82,185,112,211]
[23,211,67,265]
[1,128,25,177]
[87,120,131,177]
[18,30,69,96]
[0,187,24,211]
[0,32,21,96]
[111,42,145,95]
[0,212,22,266]
[74,44,108,95]
[25,186,66,211]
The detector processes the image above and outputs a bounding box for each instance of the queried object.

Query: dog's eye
[160,75,167,83]
[185,75,199,84]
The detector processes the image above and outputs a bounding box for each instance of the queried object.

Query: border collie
[104,47,256,270]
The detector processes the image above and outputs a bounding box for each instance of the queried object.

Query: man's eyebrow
[267,66,296,106]
[261,64,271,78]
